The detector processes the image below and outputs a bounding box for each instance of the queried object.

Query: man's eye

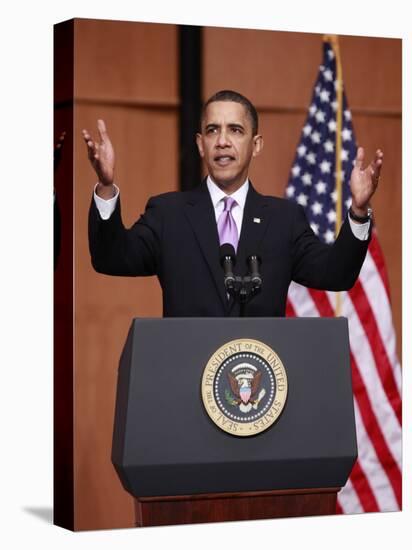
[232,127,242,133]
[207,127,217,133]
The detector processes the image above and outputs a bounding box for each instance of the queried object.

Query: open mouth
[214,155,235,166]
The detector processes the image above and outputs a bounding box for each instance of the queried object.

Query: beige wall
[66,19,401,530]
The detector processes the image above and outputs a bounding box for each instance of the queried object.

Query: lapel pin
[253,217,261,224]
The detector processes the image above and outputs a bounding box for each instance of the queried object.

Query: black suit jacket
[88,180,370,317]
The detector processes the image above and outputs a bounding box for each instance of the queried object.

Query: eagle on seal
[228,369,263,410]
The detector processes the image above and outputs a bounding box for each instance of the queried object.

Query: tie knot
[223,196,236,211]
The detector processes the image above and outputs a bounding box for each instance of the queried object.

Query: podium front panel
[112,317,357,497]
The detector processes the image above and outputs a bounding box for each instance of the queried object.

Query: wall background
[55,18,401,530]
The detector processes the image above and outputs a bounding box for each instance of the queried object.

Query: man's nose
[216,129,231,147]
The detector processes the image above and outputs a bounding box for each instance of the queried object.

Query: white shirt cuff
[348,214,370,241]
[93,183,119,220]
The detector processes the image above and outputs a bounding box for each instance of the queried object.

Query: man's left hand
[350,146,383,216]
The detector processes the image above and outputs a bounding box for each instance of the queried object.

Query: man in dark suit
[84,90,382,317]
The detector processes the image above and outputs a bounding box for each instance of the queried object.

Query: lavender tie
[217,196,239,252]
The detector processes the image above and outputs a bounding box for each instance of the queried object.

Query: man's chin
[210,175,234,187]
[208,173,245,192]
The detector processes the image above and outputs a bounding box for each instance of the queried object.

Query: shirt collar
[206,176,249,210]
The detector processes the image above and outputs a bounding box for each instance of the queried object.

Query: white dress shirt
[93,180,370,240]
[206,176,248,236]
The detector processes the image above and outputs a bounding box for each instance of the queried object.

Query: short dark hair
[201,90,259,136]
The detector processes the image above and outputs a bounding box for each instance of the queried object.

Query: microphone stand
[220,245,262,317]
[229,274,261,317]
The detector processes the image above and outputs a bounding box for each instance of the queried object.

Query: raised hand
[82,119,115,189]
[350,146,383,216]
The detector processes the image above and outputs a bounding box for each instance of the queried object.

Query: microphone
[220,244,236,291]
[247,254,262,289]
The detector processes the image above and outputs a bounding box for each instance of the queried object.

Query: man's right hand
[82,119,116,198]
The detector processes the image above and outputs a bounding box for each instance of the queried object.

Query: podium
[112,317,357,527]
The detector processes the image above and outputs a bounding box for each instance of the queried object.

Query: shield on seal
[240,384,251,404]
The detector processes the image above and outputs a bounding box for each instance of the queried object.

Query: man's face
[196,101,263,193]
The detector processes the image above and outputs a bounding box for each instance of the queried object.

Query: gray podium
[112,317,357,527]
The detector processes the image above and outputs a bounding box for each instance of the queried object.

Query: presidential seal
[201,339,288,437]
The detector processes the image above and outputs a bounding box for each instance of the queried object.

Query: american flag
[285,38,402,513]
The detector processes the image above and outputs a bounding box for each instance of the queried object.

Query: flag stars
[327,209,337,223]
[297,144,307,157]
[286,49,360,252]
[310,223,319,235]
[311,201,323,215]
[301,172,313,186]
[328,120,337,133]
[305,152,316,165]
[324,229,335,244]
[315,110,326,123]
[320,160,332,173]
[319,89,331,103]
[323,68,333,81]
[311,131,321,144]
[315,181,327,194]
[303,124,312,136]
[341,148,349,162]
[297,193,308,206]
[345,197,352,209]
[324,140,334,153]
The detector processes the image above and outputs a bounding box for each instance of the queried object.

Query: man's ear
[252,134,264,158]
[196,133,204,158]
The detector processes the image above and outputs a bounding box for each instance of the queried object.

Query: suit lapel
[184,181,228,311]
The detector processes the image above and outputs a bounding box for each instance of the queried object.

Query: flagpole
[323,34,343,316]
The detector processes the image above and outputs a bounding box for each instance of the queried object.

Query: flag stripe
[351,397,400,511]
[309,289,401,485]
[368,233,391,299]
[306,290,384,510]
[335,500,343,514]
[287,282,400,500]
[307,288,400,509]
[331,291,402,471]
[288,282,319,317]
[286,298,297,317]
[349,279,402,425]
[288,286,389,514]
[337,478,363,514]
[351,354,402,511]
[347,459,380,512]
[359,250,402,394]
